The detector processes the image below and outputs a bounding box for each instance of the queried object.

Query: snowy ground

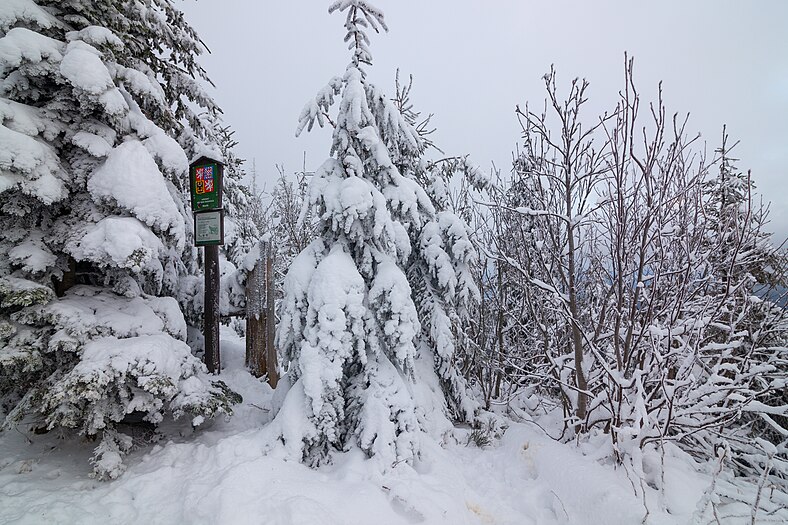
[1,331,785,525]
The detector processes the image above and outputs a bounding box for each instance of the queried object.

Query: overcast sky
[181,0,788,240]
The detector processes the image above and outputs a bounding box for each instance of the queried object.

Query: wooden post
[246,240,277,386]
[204,244,220,374]
[245,243,265,376]
[263,240,278,387]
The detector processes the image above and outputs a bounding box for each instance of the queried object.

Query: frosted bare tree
[485,59,787,506]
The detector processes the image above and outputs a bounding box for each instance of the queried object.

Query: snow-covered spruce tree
[260,168,317,328]
[269,168,316,268]
[211,124,261,318]
[703,127,781,291]
[694,128,788,492]
[389,73,481,423]
[270,0,477,465]
[216,126,259,272]
[0,0,238,479]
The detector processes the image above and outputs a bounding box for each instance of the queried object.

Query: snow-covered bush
[482,60,788,499]
[0,0,240,478]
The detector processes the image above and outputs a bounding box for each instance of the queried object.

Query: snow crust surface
[3,330,782,525]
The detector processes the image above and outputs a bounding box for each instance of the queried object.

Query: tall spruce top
[328,0,387,70]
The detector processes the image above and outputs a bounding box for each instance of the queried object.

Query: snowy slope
[1,330,784,525]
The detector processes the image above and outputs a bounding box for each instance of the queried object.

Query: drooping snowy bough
[269,0,479,466]
[0,0,240,479]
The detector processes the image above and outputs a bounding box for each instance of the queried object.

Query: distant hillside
[755,284,788,308]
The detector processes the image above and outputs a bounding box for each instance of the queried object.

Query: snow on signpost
[189,156,225,373]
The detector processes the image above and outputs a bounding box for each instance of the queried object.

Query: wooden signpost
[189,156,224,374]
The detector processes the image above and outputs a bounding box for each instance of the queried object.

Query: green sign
[189,160,222,211]
[194,209,224,246]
